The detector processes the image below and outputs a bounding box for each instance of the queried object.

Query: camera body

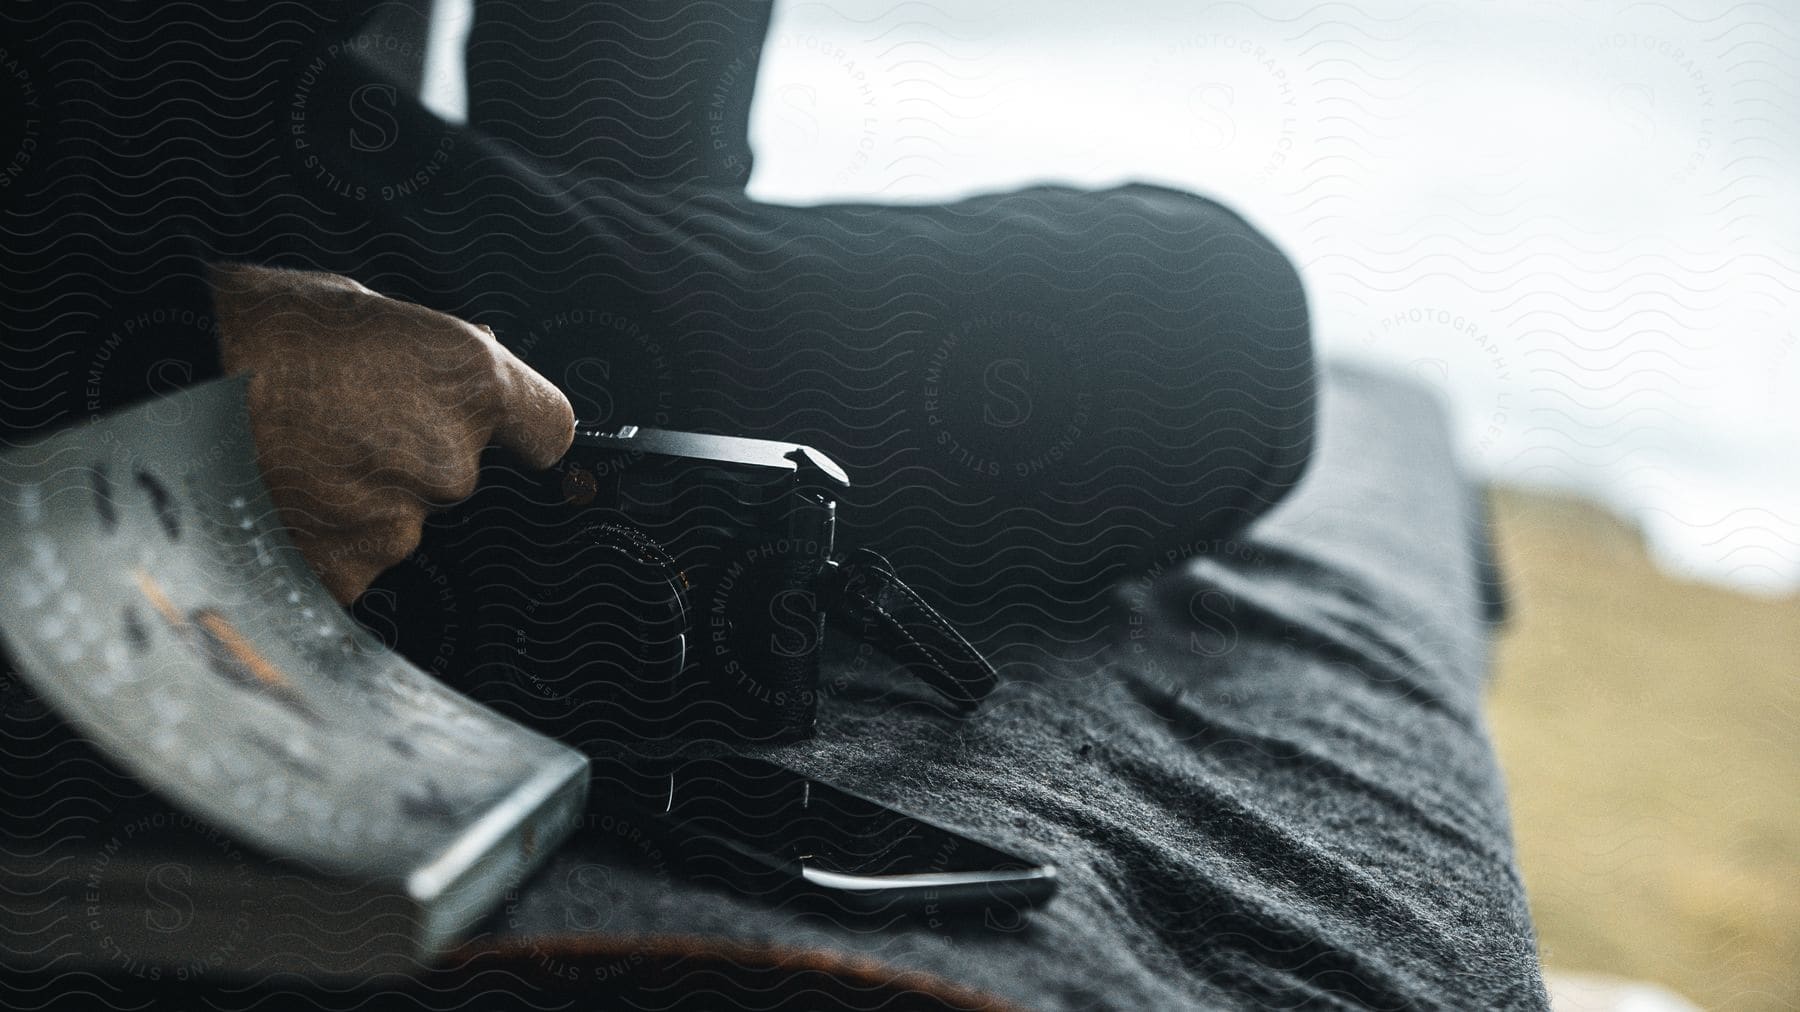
[382,426,851,747]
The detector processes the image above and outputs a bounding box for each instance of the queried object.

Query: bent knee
[1083,183,1317,516]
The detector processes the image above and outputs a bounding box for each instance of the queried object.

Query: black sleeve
[0,248,226,445]
[0,150,227,442]
[0,4,382,445]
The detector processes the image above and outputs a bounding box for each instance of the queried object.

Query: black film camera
[365,426,996,747]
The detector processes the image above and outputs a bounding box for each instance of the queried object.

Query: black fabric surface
[483,363,1546,1010]
[467,0,776,187]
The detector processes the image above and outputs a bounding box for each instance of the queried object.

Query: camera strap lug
[821,549,998,711]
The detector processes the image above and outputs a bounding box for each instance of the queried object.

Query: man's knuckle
[435,460,481,503]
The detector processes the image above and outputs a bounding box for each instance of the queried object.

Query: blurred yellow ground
[1484,488,1800,1011]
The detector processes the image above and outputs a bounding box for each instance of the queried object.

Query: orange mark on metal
[132,568,297,696]
[192,610,297,695]
[132,569,185,627]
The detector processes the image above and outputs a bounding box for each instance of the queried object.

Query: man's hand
[210,264,575,603]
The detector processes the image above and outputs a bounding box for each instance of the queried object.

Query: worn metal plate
[0,377,586,957]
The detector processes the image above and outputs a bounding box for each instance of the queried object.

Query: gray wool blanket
[491,364,1545,1010]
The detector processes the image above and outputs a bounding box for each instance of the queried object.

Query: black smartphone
[594,756,1057,921]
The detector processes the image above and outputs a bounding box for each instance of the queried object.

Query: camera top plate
[573,425,850,490]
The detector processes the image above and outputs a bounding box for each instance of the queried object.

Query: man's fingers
[487,343,575,469]
[215,267,578,601]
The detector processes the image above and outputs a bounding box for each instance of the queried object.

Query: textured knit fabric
[0,367,1546,1011]
[481,363,1547,1010]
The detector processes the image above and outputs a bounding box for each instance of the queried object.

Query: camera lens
[501,521,692,745]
